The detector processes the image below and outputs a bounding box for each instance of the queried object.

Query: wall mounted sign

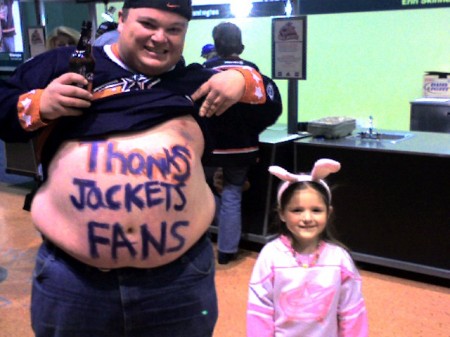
[272,16,307,80]
[27,26,46,57]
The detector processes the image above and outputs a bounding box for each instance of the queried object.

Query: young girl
[247,159,369,337]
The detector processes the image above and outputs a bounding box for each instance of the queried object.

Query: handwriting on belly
[88,220,189,259]
[70,178,186,211]
[67,140,194,261]
[86,140,191,182]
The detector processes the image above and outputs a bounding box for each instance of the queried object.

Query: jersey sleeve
[0,81,32,142]
[0,48,71,142]
[247,246,276,337]
[17,89,49,131]
[215,65,283,135]
[232,66,266,104]
[247,73,282,134]
[337,252,369,337]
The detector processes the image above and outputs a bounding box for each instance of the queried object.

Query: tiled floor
[1,182,449,337]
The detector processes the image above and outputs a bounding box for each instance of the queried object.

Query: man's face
[117,8,188,76]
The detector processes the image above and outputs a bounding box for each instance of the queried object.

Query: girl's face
[279,186,329,253]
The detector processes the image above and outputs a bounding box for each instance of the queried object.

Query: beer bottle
[69,20,95,92]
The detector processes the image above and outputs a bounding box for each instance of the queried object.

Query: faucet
[368,116,374,135]
[359,116,380,139]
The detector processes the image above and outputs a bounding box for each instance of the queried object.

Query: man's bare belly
[31,115,215,269]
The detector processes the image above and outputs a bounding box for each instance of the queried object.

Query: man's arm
[191,67,266,117]
[0,52,92,141]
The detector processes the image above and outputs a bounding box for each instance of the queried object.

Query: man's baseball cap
[201,44,215,56]
[123,0,192,20]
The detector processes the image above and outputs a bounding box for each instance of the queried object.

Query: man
[200,43,216,60]
[0,0,281,336]
[46,26,80,49]
[93,21,119,46]
[203,22,280,264]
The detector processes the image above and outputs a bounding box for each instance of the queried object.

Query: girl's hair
[274,180,349,251]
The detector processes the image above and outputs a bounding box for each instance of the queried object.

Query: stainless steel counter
[295,129,449,157]
[294,130,450,279]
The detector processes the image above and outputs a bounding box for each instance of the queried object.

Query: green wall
[20,3,449,131]
[94,5,449,130]
[19,1,89,60]
[182,8,449,131]
[43,3,90,33]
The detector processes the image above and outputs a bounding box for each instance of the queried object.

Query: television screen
[0,0,24,72]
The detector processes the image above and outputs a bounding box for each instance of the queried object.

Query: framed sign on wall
[272,16,307,80]
[27,26,46,57]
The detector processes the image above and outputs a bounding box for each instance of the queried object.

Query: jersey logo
[267,83,275,101]
[279,279,336,322]
[92,76,161,100]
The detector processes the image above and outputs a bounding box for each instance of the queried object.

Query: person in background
[0,0,15,52]
[46,26,80,50]
[204,22,259,70]
[201,43,216,61]
[0,0,282,335]
[247,159,369,337]
[93,21,119,46]
[203,21,280,265]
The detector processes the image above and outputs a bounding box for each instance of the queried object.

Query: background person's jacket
[203,56,282,167]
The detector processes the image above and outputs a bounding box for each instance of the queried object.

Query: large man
[0,0,281,336]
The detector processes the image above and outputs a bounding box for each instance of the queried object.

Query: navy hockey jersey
[203,55,281,167]
[0,45,281,176]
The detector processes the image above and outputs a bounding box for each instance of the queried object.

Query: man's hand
[191,70,245,117]
[39,73,93,122]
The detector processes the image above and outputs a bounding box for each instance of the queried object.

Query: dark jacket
[202,56,282,167]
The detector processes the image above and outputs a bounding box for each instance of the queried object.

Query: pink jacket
[247,237,369,337]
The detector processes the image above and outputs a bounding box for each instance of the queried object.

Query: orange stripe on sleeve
[17,89,49,131]
[231,67,266,104]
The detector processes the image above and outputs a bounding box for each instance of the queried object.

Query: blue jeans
[31,235,217,337]
[0,36,15,52]
[217,166,249,254]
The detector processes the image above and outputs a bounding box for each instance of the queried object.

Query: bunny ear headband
[269,159,341,204]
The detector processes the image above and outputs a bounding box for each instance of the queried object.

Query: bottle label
[69,57,95,91]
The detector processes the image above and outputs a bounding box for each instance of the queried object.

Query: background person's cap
[201,43,215,56]
[96,21,118,38]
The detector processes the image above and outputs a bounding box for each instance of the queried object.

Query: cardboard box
[423,72,450,98]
